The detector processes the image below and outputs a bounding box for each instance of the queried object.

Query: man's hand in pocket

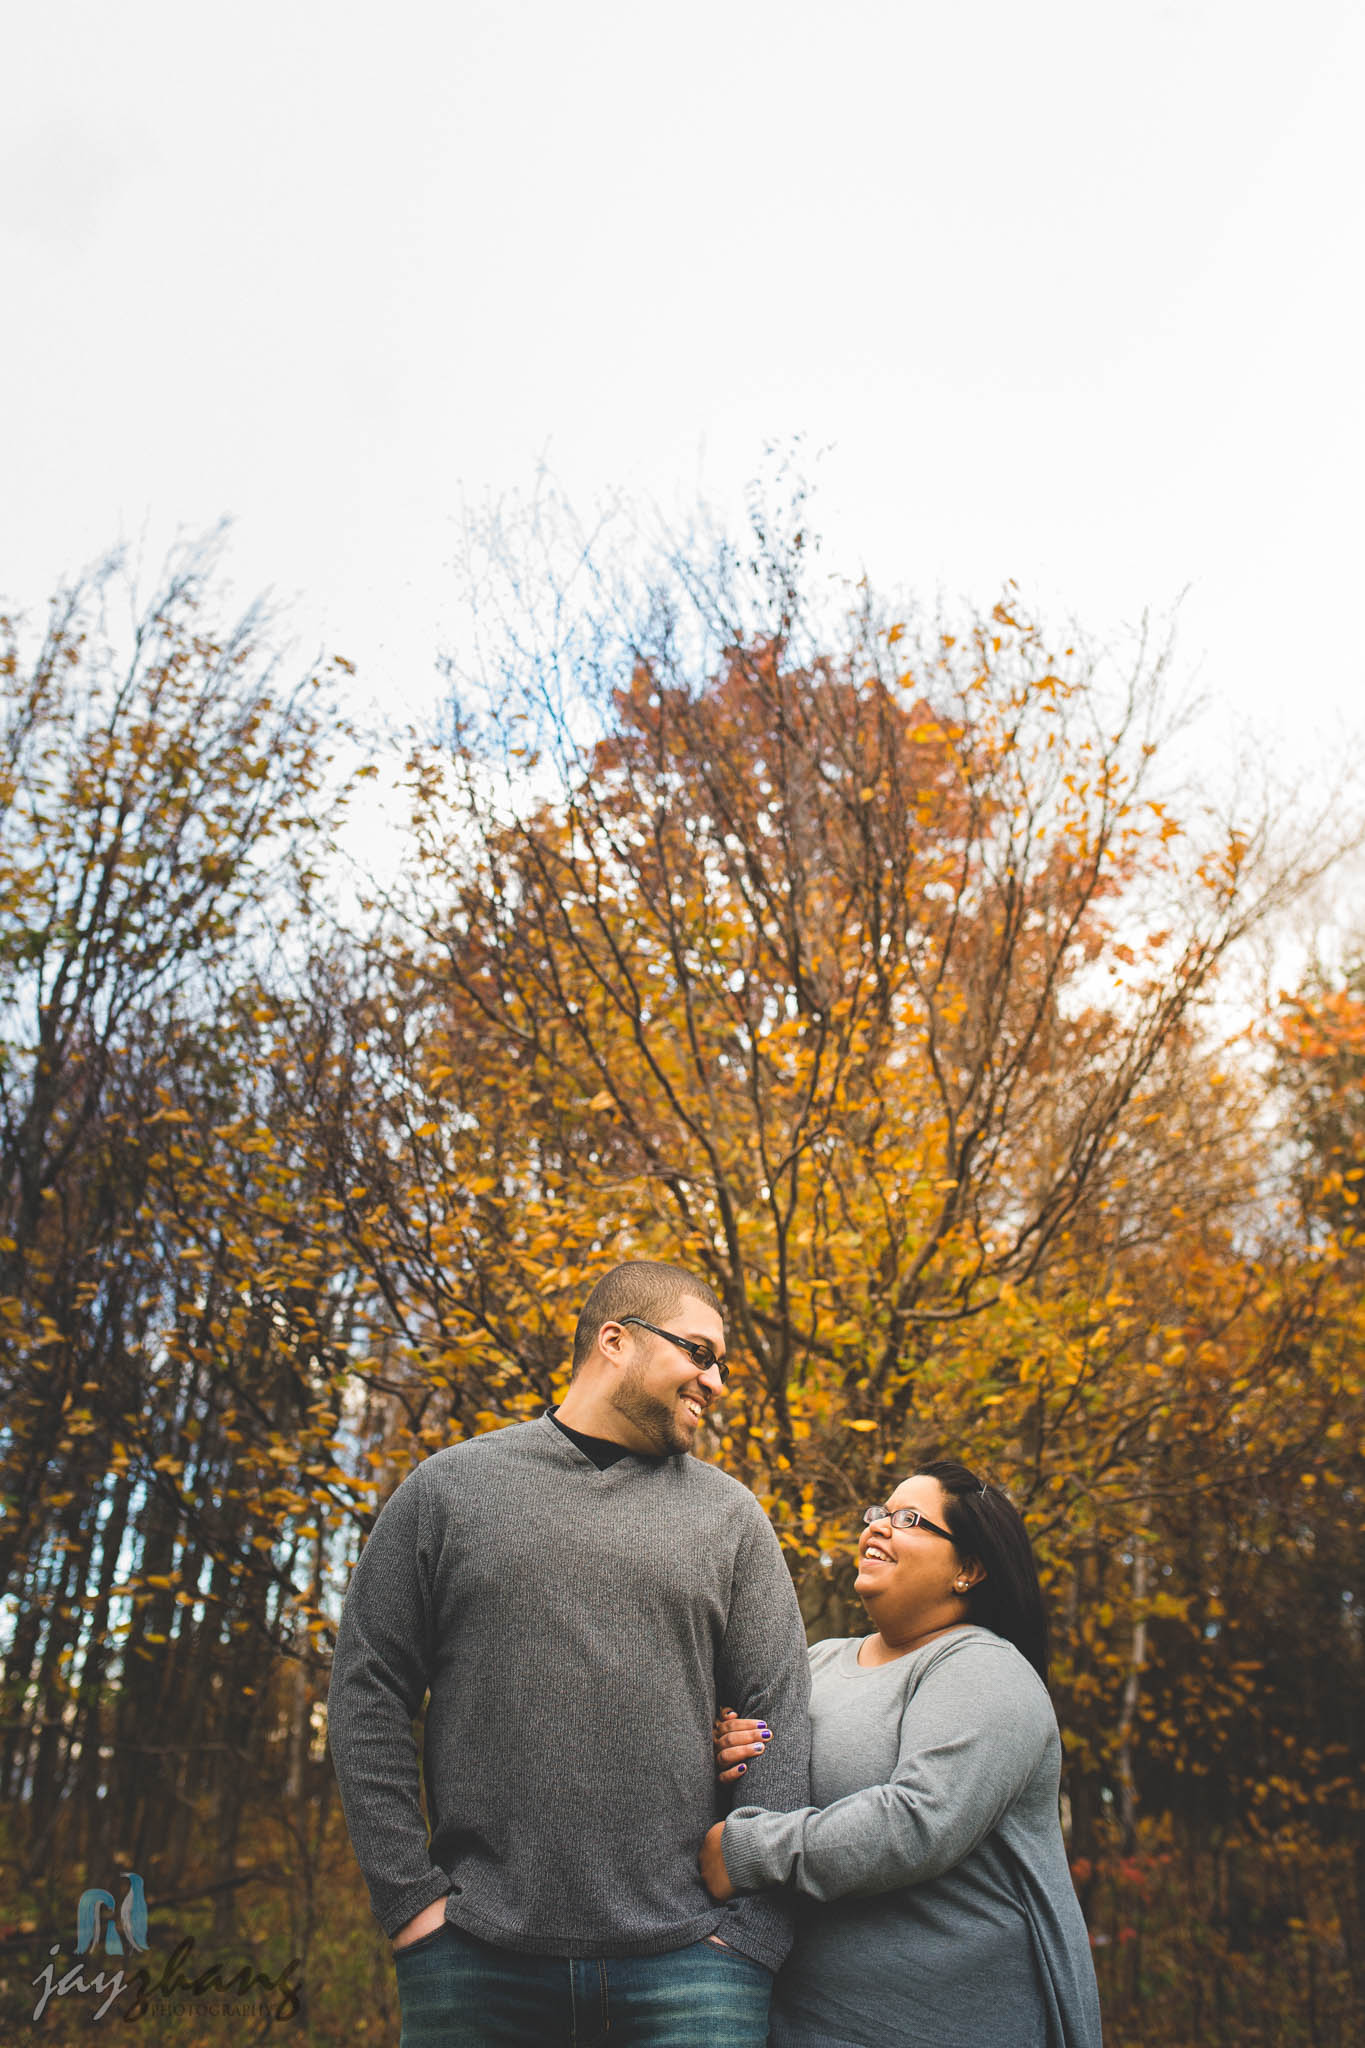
[392,1899,449,1951]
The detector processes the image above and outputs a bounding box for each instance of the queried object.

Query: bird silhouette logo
[74,1872,148,1956]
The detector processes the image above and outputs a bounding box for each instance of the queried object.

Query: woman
[699,1460,1102,2048]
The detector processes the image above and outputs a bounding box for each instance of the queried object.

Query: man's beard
[607,1362,700,1456]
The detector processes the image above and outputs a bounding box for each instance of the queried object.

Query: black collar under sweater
[547,1406,664,1470]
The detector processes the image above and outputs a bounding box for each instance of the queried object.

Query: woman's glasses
[861,1505,954,1543]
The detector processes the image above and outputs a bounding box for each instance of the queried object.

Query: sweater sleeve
[326,1464,453,1938]
[709,1507,813,1968]
[720,1635,1051,1902]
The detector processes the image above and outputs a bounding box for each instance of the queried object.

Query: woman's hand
[700,1821,735,1901]
[713,1707,772,1783]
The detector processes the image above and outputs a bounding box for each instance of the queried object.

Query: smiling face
[854,1473,978,1636]
[605,1305,727,1456]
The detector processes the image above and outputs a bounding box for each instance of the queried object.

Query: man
[328,1260,811,2047]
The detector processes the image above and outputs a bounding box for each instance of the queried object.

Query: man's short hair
[571,1261,723,1374]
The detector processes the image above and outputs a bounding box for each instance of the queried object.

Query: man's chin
[657,1407,702,1455]
[676,1407,708,1445]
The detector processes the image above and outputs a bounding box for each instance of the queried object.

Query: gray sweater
[721,1629,1102,2048]
[326,1414,812,1970]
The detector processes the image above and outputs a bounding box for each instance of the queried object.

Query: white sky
[2,0,1362,781]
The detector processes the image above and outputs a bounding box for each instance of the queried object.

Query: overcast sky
[3,0,1361,781]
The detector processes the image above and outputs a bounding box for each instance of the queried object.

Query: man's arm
[710,1504,812,1971]
[326,1462,452,1940]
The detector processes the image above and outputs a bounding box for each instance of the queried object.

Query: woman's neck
[857,1612,969,1666]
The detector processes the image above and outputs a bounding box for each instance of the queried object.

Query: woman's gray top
[720,1627,1102,2048]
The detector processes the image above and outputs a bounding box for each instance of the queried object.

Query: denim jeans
[393,1920,773,2047]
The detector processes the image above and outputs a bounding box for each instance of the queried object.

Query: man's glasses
[618,1317,730,1384]
[861,1505,954,1543]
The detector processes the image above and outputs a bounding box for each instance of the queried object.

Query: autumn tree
[328,516,1339,1563]
[307,511,1361,2039]
[4,511,1361,2043]
[0,546,375,1975]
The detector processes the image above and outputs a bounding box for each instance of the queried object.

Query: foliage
[0,523,1361,2041]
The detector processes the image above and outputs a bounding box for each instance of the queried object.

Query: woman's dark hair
[914,1460,1050,1688]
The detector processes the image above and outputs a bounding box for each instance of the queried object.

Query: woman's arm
[700,1820,735,1900]
[716,1635,1054,1903]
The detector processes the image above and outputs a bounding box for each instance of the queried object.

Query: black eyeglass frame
[862,1504,955,1544]
[616,1316,730,1384]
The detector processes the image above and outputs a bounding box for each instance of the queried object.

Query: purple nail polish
[737,1763,747,1774]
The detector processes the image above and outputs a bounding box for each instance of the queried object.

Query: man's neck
[554,1383,656,1455]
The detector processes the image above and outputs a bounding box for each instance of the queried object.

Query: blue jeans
[393,1921,772,2047]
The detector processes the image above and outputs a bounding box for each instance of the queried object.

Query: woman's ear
[952,1557,987,1593]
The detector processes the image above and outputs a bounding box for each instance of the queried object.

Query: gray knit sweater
[721,1629,1102,2048]
[326,1414,812,1970]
